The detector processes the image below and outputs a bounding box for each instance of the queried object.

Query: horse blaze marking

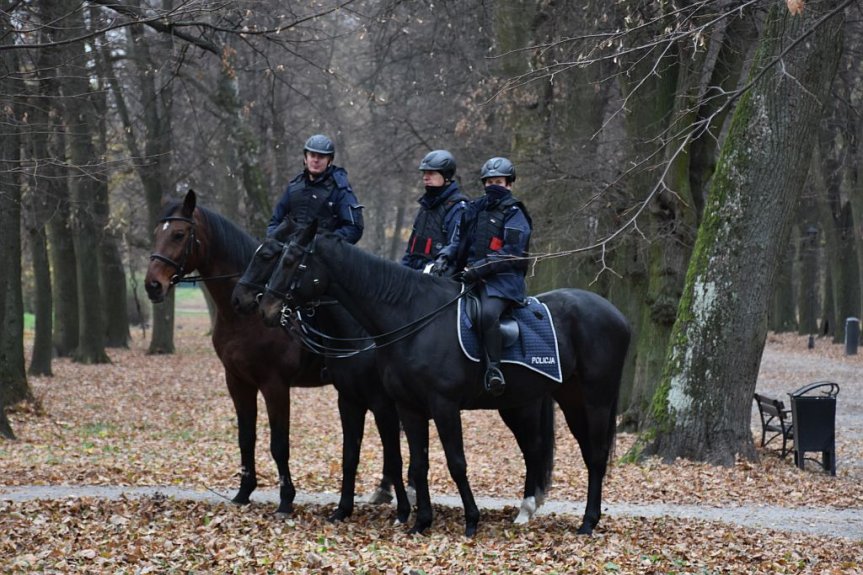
[531,356,556,365]
[162,222,169,230]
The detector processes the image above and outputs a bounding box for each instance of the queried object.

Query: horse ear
[182,189,197,218]
[273,217,297,241]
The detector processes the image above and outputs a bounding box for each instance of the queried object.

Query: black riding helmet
[480,156,516,183]
[418,150,456,181]
[304,134,335,156]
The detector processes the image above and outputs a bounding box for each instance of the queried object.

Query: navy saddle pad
[457,295,562,383]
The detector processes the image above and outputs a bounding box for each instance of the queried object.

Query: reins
[280,280,475,353]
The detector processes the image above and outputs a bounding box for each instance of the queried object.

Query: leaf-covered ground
[2,302,862,573]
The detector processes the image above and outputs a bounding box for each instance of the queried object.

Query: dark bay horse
[260,221,631,536]
[145,190,409,522]
[232,220,556,526]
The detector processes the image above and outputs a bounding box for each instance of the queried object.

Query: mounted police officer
[267,134,364,243]
[401,150,467,276]
[460,157,531,396]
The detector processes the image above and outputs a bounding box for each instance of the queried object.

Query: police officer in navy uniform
[267,134,364,243]
[401,150,467,276]
[460,157,531,396]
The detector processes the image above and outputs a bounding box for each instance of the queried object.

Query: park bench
[753,392,793,458]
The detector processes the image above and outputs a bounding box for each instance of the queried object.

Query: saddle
[457,291,562,383]
[462,291,521,348]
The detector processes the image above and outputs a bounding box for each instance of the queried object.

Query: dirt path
[3,485,861,540]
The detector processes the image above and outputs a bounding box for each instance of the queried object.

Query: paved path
[3,485,861,540]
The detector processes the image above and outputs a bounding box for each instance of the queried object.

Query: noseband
[149,215,197,286]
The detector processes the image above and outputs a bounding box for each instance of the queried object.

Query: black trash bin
[789,381,840,475]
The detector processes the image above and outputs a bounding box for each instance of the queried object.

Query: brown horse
[145,190,409,522]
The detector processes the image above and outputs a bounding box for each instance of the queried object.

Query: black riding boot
[483,323,505,397]
[478,292,508,397]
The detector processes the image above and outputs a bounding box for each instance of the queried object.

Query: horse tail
[538,393,556,494]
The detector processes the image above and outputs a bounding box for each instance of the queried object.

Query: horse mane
[322,234,451,306]
[161,199,260,272]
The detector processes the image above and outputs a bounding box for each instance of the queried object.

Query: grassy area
[24,313,35,332]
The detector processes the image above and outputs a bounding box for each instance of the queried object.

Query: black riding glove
[462,267,480,283]
[430,256,451,277]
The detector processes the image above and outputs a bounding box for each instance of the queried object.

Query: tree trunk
[91,39,129,348]
[770,239,797,333]
[26,223,53,376]
[619,10,757,430]
[24,15,64,375]
[640,2,844,465]
[39,0,78,358]
[0,11,32,409]
[58,0,109,364]
[113,21,176,354]
[213,38,270,235]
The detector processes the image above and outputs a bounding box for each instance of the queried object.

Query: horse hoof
[367,487,393,505]
[577,522,594,535]
[408,522,430,535]
[514,496,537,524]
[464,524,478,538]
[274,504,294,518]
[327,508,350,523]
[395,507,411,524]
[231,495,251,505]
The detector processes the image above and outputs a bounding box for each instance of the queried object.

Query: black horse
[232,220,556,526]
[259,221,631,536]
[145,190,408,522]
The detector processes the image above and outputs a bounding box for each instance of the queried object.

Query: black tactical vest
[286,177,338,231]
[474,197,519,256]
[407,195,466,261]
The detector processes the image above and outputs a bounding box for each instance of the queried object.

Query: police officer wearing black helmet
[460,157,532,396]
[267,134,364,242]
[401,149,467,276]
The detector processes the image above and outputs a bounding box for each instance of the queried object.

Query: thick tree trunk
[0,15,31,409]
[641,2,844,465]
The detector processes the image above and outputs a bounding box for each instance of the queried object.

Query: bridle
[150,215,198,286]
[263,236,321,304]
[149,214,238,285]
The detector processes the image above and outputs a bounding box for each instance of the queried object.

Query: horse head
[145,189,202,303]
[259,220,326,327]
[231,218,298,315]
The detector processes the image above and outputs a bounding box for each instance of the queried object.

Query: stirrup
[484,366,505,396]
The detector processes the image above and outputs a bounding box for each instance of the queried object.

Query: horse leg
[497,397,555,524]
[262,384,295,516]
[396,404,432,534]
[329,391,365,522]
[558,394,614,535]
[369,401,411,524]
[430,402,480,537]
[226,374,258,505]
